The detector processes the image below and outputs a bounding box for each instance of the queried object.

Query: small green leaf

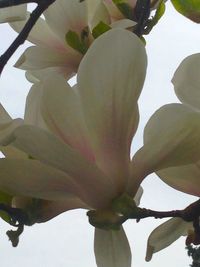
[112,0,133,19]
[154,1,165,22]
[171,0,200,23]
[65,30,88,54]
[92,21,111,39]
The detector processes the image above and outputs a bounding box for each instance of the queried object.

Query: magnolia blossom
[9,0,96,83]
[0,4,27,23]
[1,29,200,266]
[145,53,200,261]
[10,0,135,84]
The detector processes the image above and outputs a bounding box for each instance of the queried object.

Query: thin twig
[0,0,56,75]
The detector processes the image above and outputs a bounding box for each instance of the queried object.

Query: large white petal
[0,5,26,23]
[77,28,146,190]
[15,45,81,72]
[130,103,200,194]
[146,218,191,261]
[0,159,83,201]
[172,53,200,110]
[157,162,200,197]
[24,83,48,130]
[41,74,94,162]
[44,0,88,42]
[10,12,63,49]
[0,125,115,208]
[94,227,131,267]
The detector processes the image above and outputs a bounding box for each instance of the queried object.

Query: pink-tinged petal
[10,12,64,49]
[1,125,115,208]
[0,5,26,23]
[172,53,200,110]
[0,103,11,122]
[44,0,88,42]
[157,162,200,197]
[146,218,191,261]
[14,46,81,72]
[12,195,88,223]
[0,159,83,201]
[130,103,200,195]
[94,227,131,267]
[41,74,94,162]
[24,83,48,130]
[77,28,146,191]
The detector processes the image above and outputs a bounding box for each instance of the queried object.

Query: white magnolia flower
[0,4,27,23]
[145,53,200,261]
[10,0,99,83]
[10,0,135,84]
[1,29,200,266]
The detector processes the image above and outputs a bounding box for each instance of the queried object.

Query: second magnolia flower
[1,28,200,266]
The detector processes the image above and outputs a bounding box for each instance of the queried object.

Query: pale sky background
[0,1,200,267]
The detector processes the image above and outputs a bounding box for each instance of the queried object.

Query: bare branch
[0,0,39,8]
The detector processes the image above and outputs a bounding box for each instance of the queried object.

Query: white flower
[10,0,95,83]
[9,0,136,84]
[1,29,200,266]
[145,53,200,262]
[0,4,27,23]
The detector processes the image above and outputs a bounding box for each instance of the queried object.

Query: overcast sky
[0,1,200,267]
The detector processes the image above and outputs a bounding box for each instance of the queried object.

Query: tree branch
[0,0,56,75]
[0,0,39,8]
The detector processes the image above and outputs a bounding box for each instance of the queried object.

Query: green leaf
[112,0,133,19]
[65,30,88,54]
[171,0,200,23]
[92,21,111,39]
[154,1,165,22]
